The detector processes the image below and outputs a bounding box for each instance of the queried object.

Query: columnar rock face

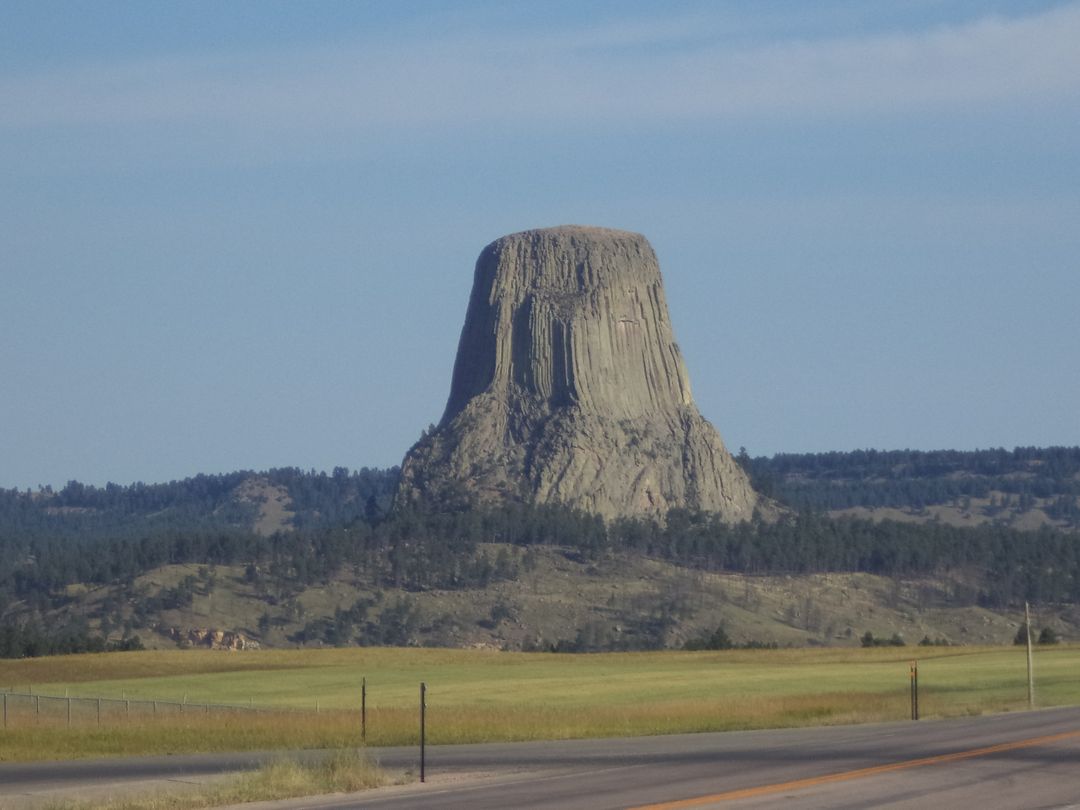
[396,226,757,521]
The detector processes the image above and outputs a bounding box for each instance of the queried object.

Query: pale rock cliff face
[397,226,757,521]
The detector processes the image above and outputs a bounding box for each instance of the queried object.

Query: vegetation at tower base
[0,447,1077,654]
[396,226,757,521]
[1,455,1078,655]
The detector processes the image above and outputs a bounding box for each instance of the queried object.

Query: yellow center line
[630,729,1080,809]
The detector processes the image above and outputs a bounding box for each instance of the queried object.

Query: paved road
[2,707,1079,809]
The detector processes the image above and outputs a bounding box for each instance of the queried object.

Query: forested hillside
[2,448,1078,656]
[740,446,1080,527]
[0,466,397,540]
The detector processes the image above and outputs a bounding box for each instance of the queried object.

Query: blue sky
[3,1,1079,489]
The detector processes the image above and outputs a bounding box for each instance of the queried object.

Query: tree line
[738,446,1080,517]
[0,614,143,659]
[0,466,398,543]
[3,451,1079,657]
[4,500,1077,617]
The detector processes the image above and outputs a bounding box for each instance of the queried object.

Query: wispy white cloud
[2,3,1079,133]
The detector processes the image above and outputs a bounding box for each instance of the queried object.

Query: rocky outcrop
[169,627,259,650]
[397,226,757,521]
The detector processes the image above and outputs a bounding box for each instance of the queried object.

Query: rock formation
[168,627,259,650]
[396,225,757,521]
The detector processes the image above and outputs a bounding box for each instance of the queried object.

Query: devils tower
[397,226,757,521]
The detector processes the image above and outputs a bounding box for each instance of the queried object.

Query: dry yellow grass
[42,749,391,810]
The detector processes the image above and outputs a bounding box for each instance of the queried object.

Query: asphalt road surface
[2,707,1078,809]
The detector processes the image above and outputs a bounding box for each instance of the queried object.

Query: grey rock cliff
[397,225,757,521]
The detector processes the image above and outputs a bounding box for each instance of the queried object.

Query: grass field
[2,644,1077,761]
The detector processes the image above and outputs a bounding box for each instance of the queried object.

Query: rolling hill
[2,447,1078,655]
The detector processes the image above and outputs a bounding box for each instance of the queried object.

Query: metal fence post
[909,661,914,720]
[67,697,72,727]
[420,682,427,784]
[361,677,367,743]
[910,660,919,721]
[1025,601,1036,709]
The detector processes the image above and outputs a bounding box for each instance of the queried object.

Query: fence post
[909,660,914,720]
[915,662,919,720]
[97,698,101,725]
[3,692,7,729]
[361,677,367,743]
[419,682,426,784]
[1025,601,1036,709]
[910,660,919,721]
[67,697,72,727]
[35,695,40,720]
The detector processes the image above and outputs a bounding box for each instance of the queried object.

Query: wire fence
[0,688,318,729]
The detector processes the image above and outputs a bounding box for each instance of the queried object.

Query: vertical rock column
[397,225,757,522]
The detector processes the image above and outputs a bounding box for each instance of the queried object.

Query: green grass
[3,644,1078,761]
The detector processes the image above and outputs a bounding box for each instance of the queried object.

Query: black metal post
[361,677,367,743]
[910,661,915,720]
[420,682,426,783]
[1025,601,1035,709]
[910,660,919,721]
[915,663,920,720]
